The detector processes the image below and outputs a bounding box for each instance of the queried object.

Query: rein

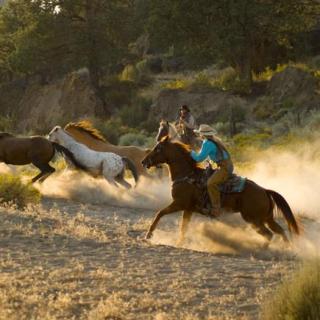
[172,173,196,187]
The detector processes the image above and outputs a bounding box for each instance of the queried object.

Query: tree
[147,0,320,87]
[0,0,138,114]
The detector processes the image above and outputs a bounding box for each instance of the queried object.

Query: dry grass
[261,259,320,320]
[0,173,40,208]
[0,197,294,320]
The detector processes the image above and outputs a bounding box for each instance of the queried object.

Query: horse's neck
[61,132,83,150]
[168,123,179,141]
[167,157,195,181]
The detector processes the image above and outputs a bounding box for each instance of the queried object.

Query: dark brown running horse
[0,132,86,183]
[142,137,300,245]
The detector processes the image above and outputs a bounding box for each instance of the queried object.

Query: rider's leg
[207,165,229,216]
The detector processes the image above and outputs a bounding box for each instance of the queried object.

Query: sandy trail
[0,194,301,320]
[0,165,319,319]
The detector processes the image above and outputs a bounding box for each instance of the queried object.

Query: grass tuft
[0,173,41,208]
[262,259,320,320]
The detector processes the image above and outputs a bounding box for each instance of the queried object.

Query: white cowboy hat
[194,124,218,136]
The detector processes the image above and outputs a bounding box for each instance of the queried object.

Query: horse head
[156,120,169,142]
[156,120,180,143]
[142,136,171,169]
[48,126,65,143]
[142,136,196,172]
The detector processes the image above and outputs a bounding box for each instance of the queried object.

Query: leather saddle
[196,165,246,215]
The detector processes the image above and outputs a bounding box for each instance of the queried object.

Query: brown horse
[0,132,86,183]
[64,121,150,177]
[141,137,300,245]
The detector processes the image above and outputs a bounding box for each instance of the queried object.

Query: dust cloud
[241,143,320,219]
[2,138,320,257]
[39,170,171,210]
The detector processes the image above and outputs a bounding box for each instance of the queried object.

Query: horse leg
[145,202,180,240]
[31,160,55,183]
[267,217,289,243]
[252,222,273,247]
[104,176,119,188]
[115,170,132,189]
[38,165,55,183]
[101,161,119,188]
[177,210,192,246]
[115,177,132,189]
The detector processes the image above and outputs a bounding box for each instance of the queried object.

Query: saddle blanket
[219,174,246,193]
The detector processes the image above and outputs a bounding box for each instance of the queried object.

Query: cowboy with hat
[175,105,196,144]
[191,124,234,217]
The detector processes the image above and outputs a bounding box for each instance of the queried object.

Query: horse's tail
[52,142,88,172]
[122,157,139,185]
[266,189,300,235]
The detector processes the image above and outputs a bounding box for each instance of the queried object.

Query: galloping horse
[64,121,150,177]
[48,126,138,188]
[156,120,201,149]
[142,137,300,245]
[0,132,85,183]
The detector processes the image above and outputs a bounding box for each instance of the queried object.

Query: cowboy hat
[194,124,218,136]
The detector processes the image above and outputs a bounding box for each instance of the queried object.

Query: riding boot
[210,205,221,218]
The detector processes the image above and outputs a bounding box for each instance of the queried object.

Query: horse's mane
[0,132,14,139]
[64,120,106,142]
[172,141,203,170]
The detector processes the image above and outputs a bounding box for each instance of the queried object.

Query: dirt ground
[1,169,319,319]
[0,198,300,319]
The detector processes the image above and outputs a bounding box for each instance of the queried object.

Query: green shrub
[262,259,320,320]
[120,63,152,86]
[253,96,275,120]
[212,68,250,94]
[119,132,153,147]
[161,79,190,90]
[0,174,41,208]
[118,98,151,128]
[306,110,320,131]
[188,72,213,90]
[229,132,272,162]
[93,118,124,145]
[0,115,14,132]
[254,63,311,82]
[120,64,139,82]
[103,77,137,108]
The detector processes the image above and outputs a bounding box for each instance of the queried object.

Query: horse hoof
[145,232,152,240]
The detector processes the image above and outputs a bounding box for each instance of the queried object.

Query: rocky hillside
[0,65,319,135]
[150,67,320,126]
[0,71,104,133]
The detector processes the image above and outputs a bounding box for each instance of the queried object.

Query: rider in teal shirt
[190,124,233,217]
[191,139,229,163]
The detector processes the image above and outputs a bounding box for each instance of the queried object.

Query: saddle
[196,165,246,215]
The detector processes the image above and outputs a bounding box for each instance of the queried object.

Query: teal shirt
[191,139,229,163]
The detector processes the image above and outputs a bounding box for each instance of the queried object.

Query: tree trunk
[85,0,110,117]
[236,56,252,89]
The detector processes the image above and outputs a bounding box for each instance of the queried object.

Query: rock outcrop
[0,71,104,133]
[16,72,104,133]
[149,88,247,124]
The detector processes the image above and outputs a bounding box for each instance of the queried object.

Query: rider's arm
[190,140,216,162]
[183,115,195,129]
